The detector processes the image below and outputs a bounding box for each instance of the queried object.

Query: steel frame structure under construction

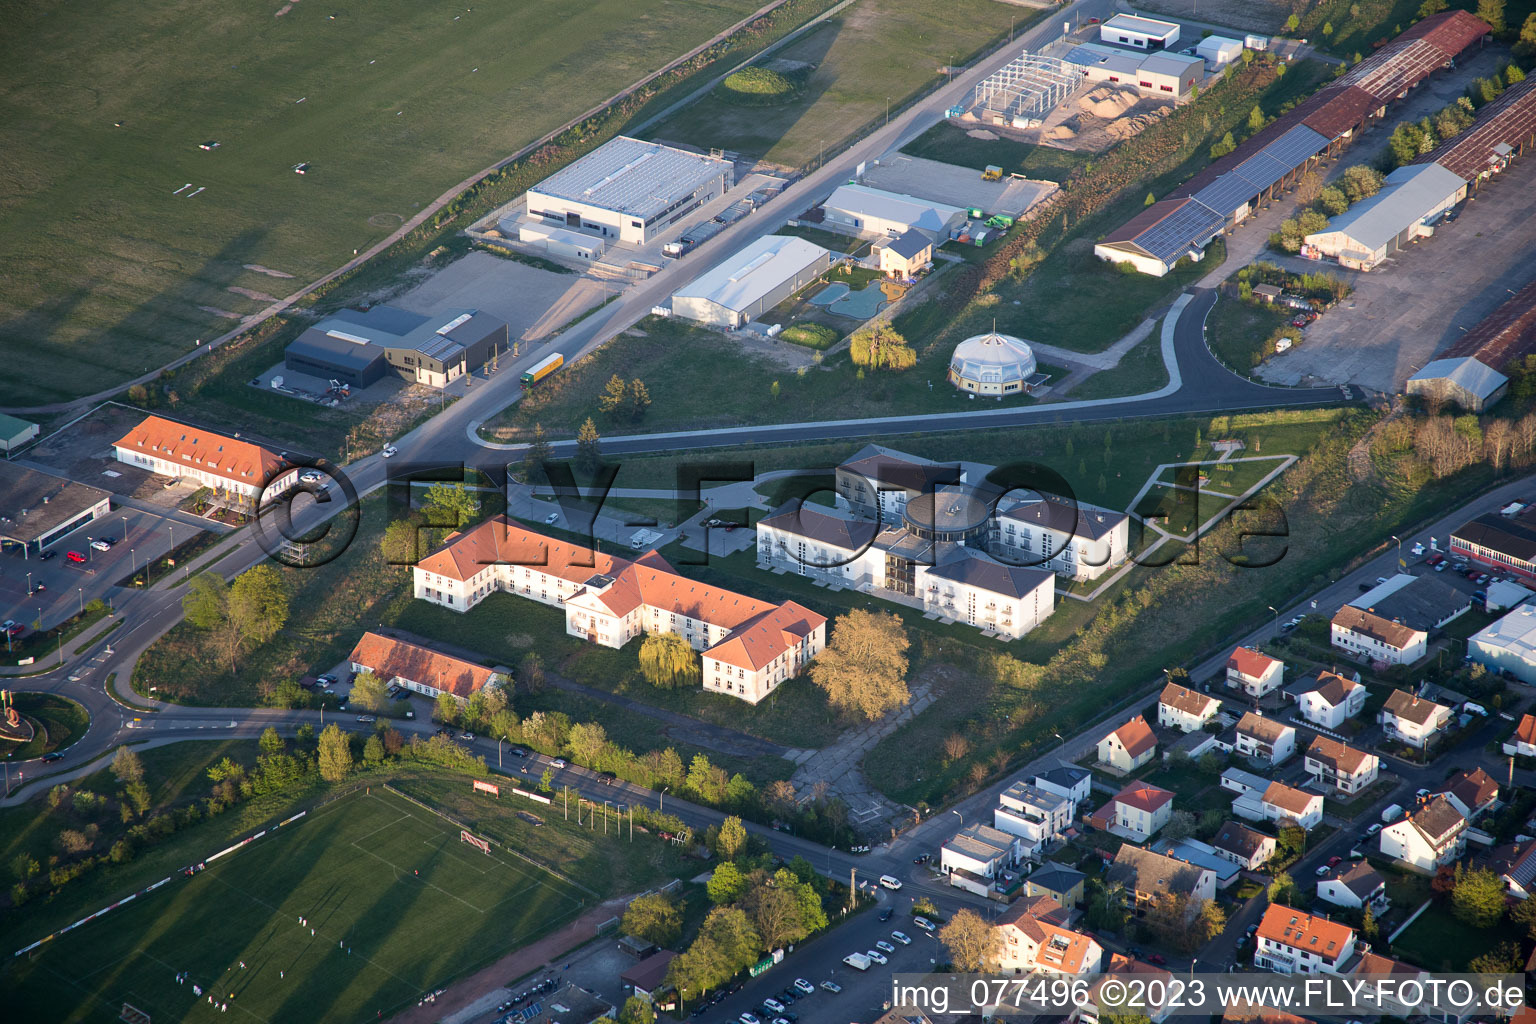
[973,52,1085,121]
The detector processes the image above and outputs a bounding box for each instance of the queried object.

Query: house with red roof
[994,894,1104,978]
[414,515,826,704]
[113,414,299,509]
[1433,767,1499,821]
[1253,904,1360,975]
[1090,781,1174,842]
[348,630,508,701]
[1226,647,1283,697]
[1097,715,1157,772]
[1502,712,1536,757]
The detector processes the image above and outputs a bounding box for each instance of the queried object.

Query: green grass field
[649,0,1023,166]
[3,788,589,1024]
[0,0,765,406]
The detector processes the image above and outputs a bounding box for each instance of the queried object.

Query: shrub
[719,67,798,105]
[779,323,839,349]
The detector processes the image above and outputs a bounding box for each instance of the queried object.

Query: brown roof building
[347,631,507,700]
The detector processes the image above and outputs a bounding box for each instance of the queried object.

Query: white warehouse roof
[671,235,829,314]
[1103,13,1181,37]
[1306,162,1466,252]
[1408,357,1509,402]
[823,183,964,236]
[529,136,732,220]
[1472,603,1536,662]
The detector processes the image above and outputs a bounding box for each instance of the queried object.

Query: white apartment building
[989,494,1131,583]
[993,781,1072,859]
[415,516,825,704]
[1304,736,1380,795]
[1379,795,1467,871]
[1332,606,1427,665]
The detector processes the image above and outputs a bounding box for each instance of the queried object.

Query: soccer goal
[460,829,491,855]
[120,1004,151,1024]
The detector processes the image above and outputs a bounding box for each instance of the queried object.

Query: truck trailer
[520,352,563,388]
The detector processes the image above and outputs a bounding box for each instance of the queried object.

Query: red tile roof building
[1227,647,1284,697]
[347,631,507,700]
[414,516,826,704]
[113,414,297,504]
[1098,715,1158,771]
[1254,904,1359,974]
[994,894,1104,977]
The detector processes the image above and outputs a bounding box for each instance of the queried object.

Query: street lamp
[660,786,668,812]
[498,736,505,768]
[1189,958,1198,980]
[131,548,137,580]
[26,571,32,596]
[1390,534,1403,570]
[78,588,84,615]
[1268,605,1279,637]
[950,809,963,826]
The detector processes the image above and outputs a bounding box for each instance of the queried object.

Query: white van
[878,874,902,891]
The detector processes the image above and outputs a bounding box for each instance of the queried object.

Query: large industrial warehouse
[820,184,966,241]
[1408,275,1536,412]
[1065,43,1204,99]
[1095,11,1491,276]
[1412,77,1536,189]
[0,462,112,557]
[1301,163,1467,270]
[670,235,830,328]
[522,136,734,247]
[284,306,509,389]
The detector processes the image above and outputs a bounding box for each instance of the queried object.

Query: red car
[1146,953,1168,965]
[1327,855,1342,867]
[66,550,86,563]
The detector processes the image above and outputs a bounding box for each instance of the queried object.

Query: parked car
[762,999,784,1015]
[820,982,841,994]
[740,1014,761,1024]
[1315,864,1331,877]
[891,930,911,945]
[1327,855,1342,867]
[913,916,935,932]
[1147,953,1168,966]
[912,853,930,864]
[544,512,560,525]
[300,470,323,484]
[878,908,893,922]
[793,979,814,996]
[1367,823,1382,836]
[865,950,888,965]
[876,940,895,954]
[39,550,56,561]
[90,539,112,552]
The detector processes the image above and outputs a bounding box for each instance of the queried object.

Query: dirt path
[387,897,629,1024]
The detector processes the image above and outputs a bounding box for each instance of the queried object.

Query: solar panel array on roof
[1132,200,1225,262]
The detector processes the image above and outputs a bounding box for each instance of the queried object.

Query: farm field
[2,787,594,1024]
[0,0,766,407]
[649,0,1023,167]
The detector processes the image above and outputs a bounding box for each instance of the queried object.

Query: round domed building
[948,330,1037,396]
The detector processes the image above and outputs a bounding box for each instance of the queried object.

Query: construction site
[955,47,1178,154]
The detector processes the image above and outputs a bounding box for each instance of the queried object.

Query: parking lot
[0,505,206,637]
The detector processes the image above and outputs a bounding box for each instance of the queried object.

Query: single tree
[1161,810,1197,843]
[639,632,701,689]
[600,374,628,414]
[567,721,610,766]
[1476,0,1505,34]
[939,909,1001,971]
[317,724,354,782]
[518,651,546,693]
[626,379,652,422]
[434,692,461,725]
[523,424,553,482]
[259,726,285,757]
[381,518,420,566]
[363,734,386,765]
[1451,866,1507,927]
[422,482,481,529]
[808,609,911,720]
[617,996,656,1024]
[707,861,749,904]
[186,565,289,673]
[623,891,683,946]
[1418,0,1447,17]
[351,670,389,713]
[576,417,603,473]
[111,746,144,786]
[717,815,749,860]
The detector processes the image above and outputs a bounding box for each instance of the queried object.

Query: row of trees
[1374,409,1536,481]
